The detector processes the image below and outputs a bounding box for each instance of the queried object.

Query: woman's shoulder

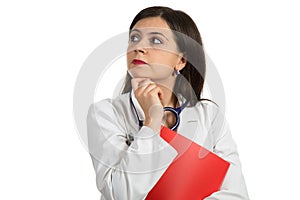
[90,92,130,113]
[196,99,219,111]
[194,99,221,122]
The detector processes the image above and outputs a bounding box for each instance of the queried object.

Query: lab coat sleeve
[204,105,249,200]
[86,100,178,200]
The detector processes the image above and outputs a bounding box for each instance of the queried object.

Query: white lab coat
[87,90,249,200]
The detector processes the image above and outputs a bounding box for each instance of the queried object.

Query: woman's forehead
[133,17,170,29]
[131,17,174,39]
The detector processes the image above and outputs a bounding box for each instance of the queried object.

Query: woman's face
[127,17,185,80]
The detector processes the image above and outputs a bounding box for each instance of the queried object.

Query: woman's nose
[135,47,147,54]
[133,39,148,54]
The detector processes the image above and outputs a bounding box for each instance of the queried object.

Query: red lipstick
[132,59,147,65]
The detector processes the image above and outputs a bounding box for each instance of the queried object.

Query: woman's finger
[148,86,164,100]
[131,78,148,91]
[143,83,157,94]
[138,79,154,88]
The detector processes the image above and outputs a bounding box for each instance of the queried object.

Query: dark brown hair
[122,6,213,106]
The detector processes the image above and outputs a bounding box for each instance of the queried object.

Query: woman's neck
[155,76,178,108]
[159,87,176,107]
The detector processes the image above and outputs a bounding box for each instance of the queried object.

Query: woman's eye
[151,38,163,44]
[130,35,139,43]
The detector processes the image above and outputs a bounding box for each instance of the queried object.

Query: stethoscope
[130,92,188,131]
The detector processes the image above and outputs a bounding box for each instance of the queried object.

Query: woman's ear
[175,53,187,71]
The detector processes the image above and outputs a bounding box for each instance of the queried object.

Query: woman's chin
[128,69,151,79]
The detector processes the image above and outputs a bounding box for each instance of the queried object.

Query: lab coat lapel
[177,107,201,142]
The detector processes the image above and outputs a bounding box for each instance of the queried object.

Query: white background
[1,0,299,199]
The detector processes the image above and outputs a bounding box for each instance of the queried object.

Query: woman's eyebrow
[148,32,169,41]
[130,29,141,34]
[130,29,169,41]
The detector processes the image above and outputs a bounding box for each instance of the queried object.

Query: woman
[87,6,249,200]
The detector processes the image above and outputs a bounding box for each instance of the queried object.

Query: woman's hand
[131,78,164,133]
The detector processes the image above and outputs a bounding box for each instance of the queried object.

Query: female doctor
[87,6,249,200]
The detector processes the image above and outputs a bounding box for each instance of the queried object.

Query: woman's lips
[132,59,147,65]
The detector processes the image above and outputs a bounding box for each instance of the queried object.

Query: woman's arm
[204,105,249,200]
[87,100,177,200]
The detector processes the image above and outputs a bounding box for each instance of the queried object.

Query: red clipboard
[145,126,230,200]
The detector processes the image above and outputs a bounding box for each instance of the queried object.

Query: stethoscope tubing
[130,93,188,131]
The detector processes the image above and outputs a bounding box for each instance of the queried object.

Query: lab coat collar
[130,90,146,121]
